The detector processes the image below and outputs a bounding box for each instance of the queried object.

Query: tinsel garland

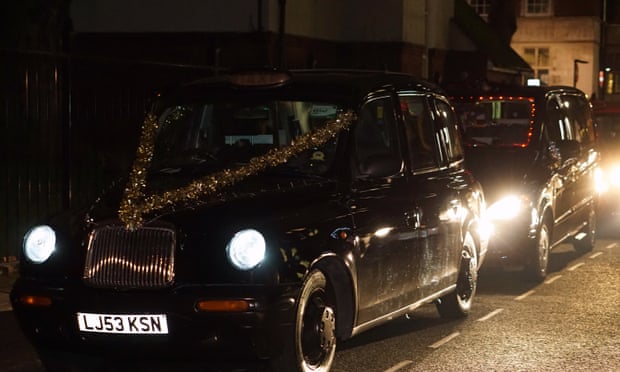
[119,110,356,230]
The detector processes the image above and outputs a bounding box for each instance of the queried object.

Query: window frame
[467,0,491,20]
[522,0,553,17]
[431,96,465,168]
[523,47,551,84]
[560,94,596,147]
[353,95,404,178]
[397,92,440,174]
[544,95,567,143]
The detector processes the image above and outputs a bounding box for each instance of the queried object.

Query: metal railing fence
[1,49,216,260]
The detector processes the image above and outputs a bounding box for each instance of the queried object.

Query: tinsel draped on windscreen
[118,109,356,230]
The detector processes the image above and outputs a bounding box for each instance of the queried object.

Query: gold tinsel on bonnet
[119,110,356,230]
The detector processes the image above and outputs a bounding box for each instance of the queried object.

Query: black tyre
[525,221,550,282]
[436,231,478,318]
[573,204,596,254]
[271,270,336,372]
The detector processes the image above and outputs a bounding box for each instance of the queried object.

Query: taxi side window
[435,99,464,164]
[545,97,566,143]
[354,97,402,176]
[562,95,596,147]
[398,95,438,171]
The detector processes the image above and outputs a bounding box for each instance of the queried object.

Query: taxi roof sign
[310,105,338,118]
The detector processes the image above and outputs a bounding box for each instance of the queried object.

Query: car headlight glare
[596,164,620,193]
[487,195,523,221]
[595,167,609,193]
[609,166,620,187]
[226,229,266,270]
[23,225,56,263]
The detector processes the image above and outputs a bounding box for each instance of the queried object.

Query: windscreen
[454,98,534,147]
[150,100,343,178]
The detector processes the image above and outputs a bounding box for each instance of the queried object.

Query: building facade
[0,0,532,260]
[512,0,602,97]
[68,0,530,84]
[599,1,620,100]
[468,0,603,96]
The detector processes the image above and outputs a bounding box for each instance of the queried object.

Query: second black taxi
[450,84,599,282]
[11,69,488,371]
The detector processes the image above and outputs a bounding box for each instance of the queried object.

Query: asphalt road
[332,220,620,372]
[2,219,619,372]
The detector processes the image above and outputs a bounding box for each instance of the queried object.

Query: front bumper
[10,277,299,364]
[599,188,620,216]
[484,217,537,267]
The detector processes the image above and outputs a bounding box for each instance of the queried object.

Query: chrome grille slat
[83,225,175,289]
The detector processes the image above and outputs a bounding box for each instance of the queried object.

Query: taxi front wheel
[272,269,336,372]
[436,231,478,318]
[525,222,550,283]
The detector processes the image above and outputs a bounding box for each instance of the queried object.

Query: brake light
[195,299,253,312]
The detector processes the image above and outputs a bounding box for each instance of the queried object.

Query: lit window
[537,48,549,66]
[538,69,549,84]
[522,47,550,84]
[523,48,536,66]
[523,0,552,16]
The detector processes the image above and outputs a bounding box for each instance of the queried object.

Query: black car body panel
[12,70,487,371]
[450,85,599,278]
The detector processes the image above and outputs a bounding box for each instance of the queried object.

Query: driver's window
[354,97,402,176]
[546,96,568,143]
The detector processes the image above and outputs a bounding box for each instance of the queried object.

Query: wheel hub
[301,296,336,367]
[458,250,476,301]
[320,306,336,351]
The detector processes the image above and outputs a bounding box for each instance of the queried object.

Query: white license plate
[77,312,168,334]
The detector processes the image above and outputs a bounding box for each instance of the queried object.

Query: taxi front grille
[83,225,176,289]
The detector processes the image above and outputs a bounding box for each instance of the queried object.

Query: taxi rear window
[453,98,534,147]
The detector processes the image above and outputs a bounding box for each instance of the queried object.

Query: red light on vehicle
[19,295,52,307]
[196,299,251,312]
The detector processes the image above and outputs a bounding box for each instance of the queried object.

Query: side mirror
[359,154,402,178]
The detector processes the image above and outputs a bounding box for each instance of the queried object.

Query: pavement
[0,262,18,312]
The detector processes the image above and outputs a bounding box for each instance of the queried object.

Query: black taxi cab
[450,85,599,282]
[11,70,488,371]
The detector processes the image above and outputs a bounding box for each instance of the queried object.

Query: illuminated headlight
[608,166,620,187]
[226,229,266,270]
[596,165,620,193]
[487,195,524,221]
[478,217,493,241]
[595,167,609,193]
[23,225,56,263]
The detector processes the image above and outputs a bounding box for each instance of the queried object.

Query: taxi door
[349,94,424,325]
[417,97,470,295]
